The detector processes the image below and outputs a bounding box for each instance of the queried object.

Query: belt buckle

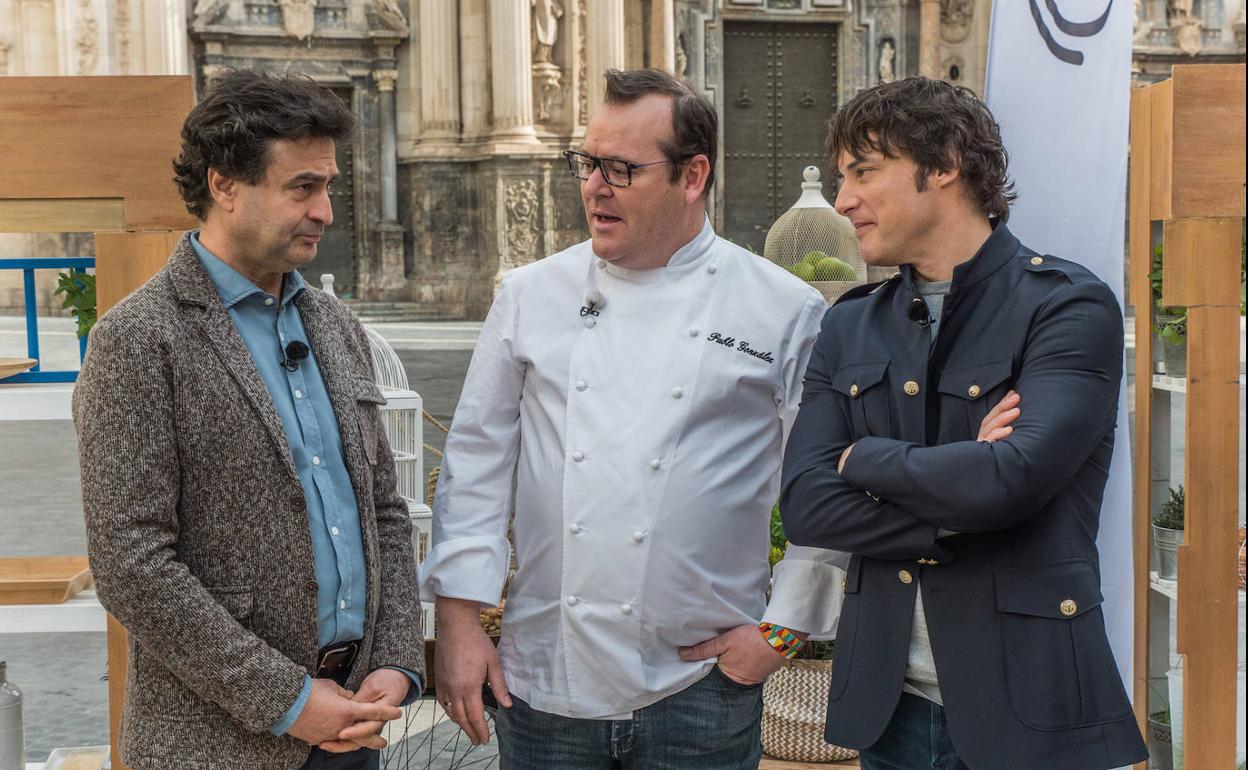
[315,641,358,679]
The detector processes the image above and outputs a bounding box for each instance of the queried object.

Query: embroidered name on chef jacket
[707,332,775,364]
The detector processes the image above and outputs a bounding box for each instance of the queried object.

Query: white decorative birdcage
[763,166,867,303]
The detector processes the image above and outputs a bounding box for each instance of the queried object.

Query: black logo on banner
[1029,0,1113,66]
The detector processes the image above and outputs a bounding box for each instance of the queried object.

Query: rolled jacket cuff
[764,556,848,640]
[416,534,511,606]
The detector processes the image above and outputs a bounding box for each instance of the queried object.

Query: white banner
[985,0,1135,692]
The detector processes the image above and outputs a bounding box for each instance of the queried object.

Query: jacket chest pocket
[350,377,387,466]
[936,356,1014,439]
[831,360,891,439]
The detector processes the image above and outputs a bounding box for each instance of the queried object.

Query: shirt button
[312,456,321,466]
[572,451,585,462]
[295,389,303,399]
[688,328,700,337]
[648,458,661,470]
[264,297,274,306]
[575,380,588,392]
[569,523,584,534]
[898,569,914,585]
[340,600,347,609]
[671,387,684,399]
[566,595,581,606]
[331,526,340,536]
[632,530,647,543]
[620,603,633,615]
[903,381,920,397]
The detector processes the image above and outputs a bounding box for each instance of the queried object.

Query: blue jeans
[859,693,969,770]
[494,666,763,770]
[299,747,379,770]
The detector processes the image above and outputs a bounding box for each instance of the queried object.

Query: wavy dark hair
[173,68,355,219]
[603,68,717,196]
[826,77,1016,222]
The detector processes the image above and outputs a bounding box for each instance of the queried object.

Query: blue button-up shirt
[192,234,416,733]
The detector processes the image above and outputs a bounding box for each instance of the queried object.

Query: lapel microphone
[580,290,606,318]
[908,297,933,327]
[280,340,310,371]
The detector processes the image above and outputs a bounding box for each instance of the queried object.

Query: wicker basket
[761,659,858,763]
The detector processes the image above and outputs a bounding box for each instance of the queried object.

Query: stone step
[345,301,444,324]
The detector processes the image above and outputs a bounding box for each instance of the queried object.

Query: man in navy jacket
[781,78,1147,770]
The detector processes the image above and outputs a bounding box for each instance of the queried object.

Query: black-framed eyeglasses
[562,150,691,188]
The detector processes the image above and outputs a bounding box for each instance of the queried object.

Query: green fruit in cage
[802,249,829,266]
[814,256,856,281]
[791,261,816,281]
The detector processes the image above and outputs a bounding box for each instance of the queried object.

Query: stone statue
[879,39,896,83]
[367,0,409,33]
[192,0,230,26]
[532,0,563,64]
[279,0,316,38]
[675,32,689,78]
[1132,0,1155,44]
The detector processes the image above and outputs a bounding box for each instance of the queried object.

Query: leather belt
[314,640,360,680]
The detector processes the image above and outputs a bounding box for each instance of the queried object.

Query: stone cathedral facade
[1,0,1242,318]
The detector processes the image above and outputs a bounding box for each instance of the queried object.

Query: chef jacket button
[903,380,920,397]
[968,384,981,399]
[575,380,588,392]
[620,603,633,615]
[649,458,661,470]
[671,386,684,399]
[898,569,914,585]
[569,523,584,534]
[706,264,718,275]
[688,327,700,337]
[566,595,581,606]
[1030,256,1044,266]
[572,451,585,462]
[597,259,607,268]
[583,318,596,329]
[632,530,647,543]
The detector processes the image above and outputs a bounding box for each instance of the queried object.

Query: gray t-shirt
[903,278,952,705]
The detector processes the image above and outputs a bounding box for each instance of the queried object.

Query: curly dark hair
[173,68,355,219]
[826,77,1016,222]
[603,68,717,195]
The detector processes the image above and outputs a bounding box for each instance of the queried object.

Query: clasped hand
[287,668,410,753]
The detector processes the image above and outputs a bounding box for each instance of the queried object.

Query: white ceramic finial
[791,166,833,210]
[320,273,336,297]
[803,165,820,183]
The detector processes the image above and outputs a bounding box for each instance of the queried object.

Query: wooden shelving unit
[1127,64,1245,770]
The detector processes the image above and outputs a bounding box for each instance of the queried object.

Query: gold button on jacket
[898,569,914,584]
[903,380,920,396]
[849,383,859,397]
[968,384,981,399]
[1030,256,1044,266]
[1060,599,1078,616]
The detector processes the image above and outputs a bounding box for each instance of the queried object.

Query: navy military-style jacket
[780,224,1148,770]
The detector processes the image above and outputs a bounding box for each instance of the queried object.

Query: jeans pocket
[713,664,764,692]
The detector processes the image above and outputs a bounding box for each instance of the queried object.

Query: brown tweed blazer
[74,235,425,770]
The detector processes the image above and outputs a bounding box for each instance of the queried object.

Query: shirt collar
[665,215,717,268]
[190,231,306,310]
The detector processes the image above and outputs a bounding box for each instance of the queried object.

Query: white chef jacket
[418,218,847,719]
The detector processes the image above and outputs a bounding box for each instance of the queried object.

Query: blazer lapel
[168,238,299,482]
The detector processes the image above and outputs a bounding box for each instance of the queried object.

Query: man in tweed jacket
[74,69,424,770]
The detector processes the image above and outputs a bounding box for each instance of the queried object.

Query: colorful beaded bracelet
[759,621,805,658]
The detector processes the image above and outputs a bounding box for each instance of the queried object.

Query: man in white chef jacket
[417,68,845,769]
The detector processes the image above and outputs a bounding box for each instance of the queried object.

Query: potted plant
[1152,485,1185,581]
[54,269,96,339]
[760,505,857,763]
[1149,245,1187,377]
[1147,681,1175,770]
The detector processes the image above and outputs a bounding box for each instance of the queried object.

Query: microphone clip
[908,297,933,327]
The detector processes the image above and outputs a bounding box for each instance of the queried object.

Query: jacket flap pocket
[207,586,253,621]
[936,356,1014,400]
[350,377,388,406]
[831,360,890,398]
[995,560,1103,620]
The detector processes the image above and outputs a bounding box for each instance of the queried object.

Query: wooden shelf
[1151,374,1186,394]
[1149,571,1178,601]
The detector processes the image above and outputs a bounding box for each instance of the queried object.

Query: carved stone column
[649,0,675,72]
[919,0,940,78]
[584,0,624,117]
[459,0,490,141]
[371,67,405,296]
[376,68,400,220]
[488,0,540,144]
[418,0,460,142]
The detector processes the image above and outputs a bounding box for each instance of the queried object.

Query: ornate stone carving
[533,62,563,122]
[675,31,689,78]
[577,0,588,125]
[940,0,973,43]
[75,0,100,74]
[0,40,9,75]
[1174,18,1203,54]
[374,68,398,92]
[532,0,563,64]
[878,38,895,83]
[279,0,317,38]
[193,0,230,26]
[367,0,408,33]
[505,179,540,260]
[115,0,131,72]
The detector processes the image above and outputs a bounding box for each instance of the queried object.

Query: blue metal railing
[0,257,95,384]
